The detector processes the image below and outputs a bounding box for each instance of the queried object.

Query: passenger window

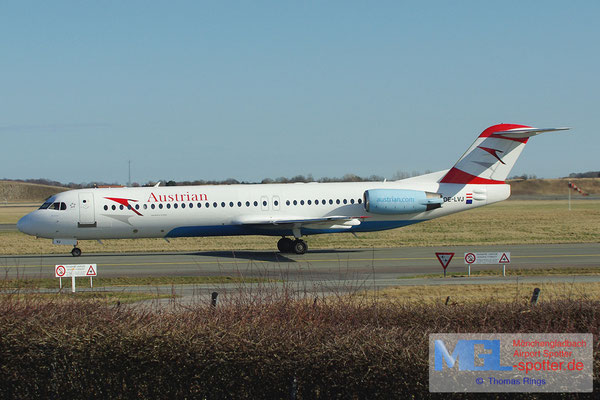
[174,203,178,209]
[336,199,340,204]
[263,200,267,206]
[254,201,258,207]
[286,200,290,206]
[293,200,297,205]
[120,205,124,210]
[358,198,362,204]
[350,199,355,204]
[159,204,163,209]
[343,199,347,204]
[112,205,116,210]
[274,200,279,206]
[300,200,304,205]
[307,200,311,205]
[206,202,210,208]
[221,202,226,208]
[144,204,148,209]
[104,205,108,211]
[167,204,171,209]
[246,201,250,207]
[315,200,319,205]
[135,204,140,210]
[238,201,242,207]
[213,202,218,208]
[322,199,326,204]
[151,204,155,209]
[198,203,202,208]
[229,202,234,207]
[329,199,333,205]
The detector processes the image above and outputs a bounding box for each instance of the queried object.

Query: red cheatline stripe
[105,197,143,216]
[440,168,505,184]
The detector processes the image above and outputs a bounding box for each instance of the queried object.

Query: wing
[232,215,366,231]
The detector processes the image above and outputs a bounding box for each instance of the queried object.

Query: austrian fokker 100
[18,124,568,256]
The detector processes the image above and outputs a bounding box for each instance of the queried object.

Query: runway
[2,243,599,281]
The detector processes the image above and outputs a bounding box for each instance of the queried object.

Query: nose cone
[17,213,35,236]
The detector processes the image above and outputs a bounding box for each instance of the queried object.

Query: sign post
[435,252,455,277]
[463,252,510,276]
[55,264,98,293]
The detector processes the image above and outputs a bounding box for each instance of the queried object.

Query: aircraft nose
[17,213,34,236]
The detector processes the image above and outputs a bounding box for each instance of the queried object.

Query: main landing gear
[71,247,82,257]
[277,237,307,255]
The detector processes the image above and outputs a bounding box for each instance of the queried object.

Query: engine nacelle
[363,189,443,215]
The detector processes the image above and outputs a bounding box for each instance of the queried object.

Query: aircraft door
[272,195,280,211]
[78,192,96,227]
[260,196,269,211]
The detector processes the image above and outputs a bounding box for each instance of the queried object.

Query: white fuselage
[17,177,510,241]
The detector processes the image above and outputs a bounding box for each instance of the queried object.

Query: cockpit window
[40,202,67,211]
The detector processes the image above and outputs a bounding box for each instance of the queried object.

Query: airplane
[17,123,568,257]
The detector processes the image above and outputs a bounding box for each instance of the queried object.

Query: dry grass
[370,281,600,304]
[1,199,598,255]
[0,204,37,224]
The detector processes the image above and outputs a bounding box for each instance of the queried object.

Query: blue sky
[1,1,598,184]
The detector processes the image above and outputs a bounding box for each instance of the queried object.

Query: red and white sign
[464,252,476,264]
[464,252,510,264]
[436,252,455,270]
[54,264,97,278]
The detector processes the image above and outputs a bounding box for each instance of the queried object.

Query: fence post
[211,292,218,307]
[289,376,298,400]
[530,288,540,305]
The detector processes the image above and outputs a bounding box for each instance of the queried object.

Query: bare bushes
[0,291,598,399]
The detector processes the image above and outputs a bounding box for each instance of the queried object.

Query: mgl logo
[435,339,512,371]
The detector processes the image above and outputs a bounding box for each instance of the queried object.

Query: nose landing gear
[71,247,82,257]
[277,237,307,255]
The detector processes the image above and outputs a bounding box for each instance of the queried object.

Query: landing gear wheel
[71,247,82,257]
[277,237,293,253]
[292,239,307,255]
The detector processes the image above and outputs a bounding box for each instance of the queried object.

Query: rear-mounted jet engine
[363,189,443,215]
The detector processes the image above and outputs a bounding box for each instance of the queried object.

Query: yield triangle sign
[499,253,510,263]
[86,265,97,276]
[435,252,454,270]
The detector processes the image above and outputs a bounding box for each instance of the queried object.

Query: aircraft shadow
[188,249,363,263]
[0,249,363,263]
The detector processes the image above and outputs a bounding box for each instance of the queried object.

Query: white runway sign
[464,252,510,265]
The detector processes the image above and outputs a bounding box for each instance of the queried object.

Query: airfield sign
[463,252,510,265]
[55,264,98,292]
[435,252,455,277]
[55,264,97,278]
[463,252,511,277]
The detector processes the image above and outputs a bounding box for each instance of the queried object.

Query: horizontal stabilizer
[493,127,570,139]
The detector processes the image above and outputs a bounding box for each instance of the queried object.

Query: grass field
[367,281,600,304]
[0,199,598,255]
